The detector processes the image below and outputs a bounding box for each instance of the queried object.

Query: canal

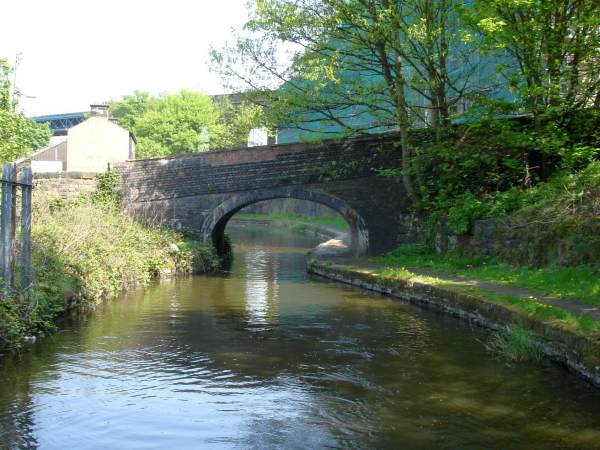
[1,223,600,449]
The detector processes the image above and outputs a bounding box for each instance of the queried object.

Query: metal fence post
[1,164,15,289]
[0,164,6,285]
[9,164,17,289]
[20,168,32,292]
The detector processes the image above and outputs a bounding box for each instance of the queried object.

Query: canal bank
[308,258,600,389]
[3,222,600,449]
[230,215,350,258]
[0,193,220,354]
[229,214,600,389]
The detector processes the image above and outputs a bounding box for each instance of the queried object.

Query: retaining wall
[33,172,98,201]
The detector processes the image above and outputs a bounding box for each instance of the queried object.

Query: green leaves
[212,97,266,148]
[472,0,600,115]
[111,90,265,158]
[131,90,217,157]
[108,90,152,131]
[0,57,51,162]
[92,170,123,209]
[212,0,479,141]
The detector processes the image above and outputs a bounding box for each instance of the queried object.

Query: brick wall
[115,133,412,256]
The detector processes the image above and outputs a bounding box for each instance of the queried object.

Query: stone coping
[33,172,98,180]
[308,260,600,389]
[120,131,404,163]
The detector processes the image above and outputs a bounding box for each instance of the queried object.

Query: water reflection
[244,248,279,330]
[0,223,599,449]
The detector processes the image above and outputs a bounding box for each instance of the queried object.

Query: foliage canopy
[110,90,265,158]
[0,58,51,162]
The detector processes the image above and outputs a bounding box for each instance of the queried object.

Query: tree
[132,90,220,157]
[212,96,266,148]
[474,0,600,121]
[108,91,154,131]
[111,90,265,157]
[0,58,51,162]
[211,0,480,199]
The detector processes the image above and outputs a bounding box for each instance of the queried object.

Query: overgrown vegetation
[0,171,219,352]
[373,108,600,268]
[408,110,600,235]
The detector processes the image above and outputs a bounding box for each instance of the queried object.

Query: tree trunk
[399,125,416,201]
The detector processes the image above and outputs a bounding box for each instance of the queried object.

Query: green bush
[92,170,123,208]
[436,160,600,238]
[0,300,27,350]
[409,121,535,217]
[401,109,599,237]
[33,199,218,301]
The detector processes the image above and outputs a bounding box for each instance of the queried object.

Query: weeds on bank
[33,199,217,302]
[0,171,219,352]
[487,325,544,363]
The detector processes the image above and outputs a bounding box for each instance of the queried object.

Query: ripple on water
[1,224,600,450]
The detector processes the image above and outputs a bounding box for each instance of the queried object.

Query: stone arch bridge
[116,133,412,256]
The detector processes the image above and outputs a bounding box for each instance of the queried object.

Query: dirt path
[320,256,600,321]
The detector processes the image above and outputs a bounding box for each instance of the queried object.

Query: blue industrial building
[32,112,86,136]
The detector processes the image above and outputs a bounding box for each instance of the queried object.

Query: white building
[28,105,135,173]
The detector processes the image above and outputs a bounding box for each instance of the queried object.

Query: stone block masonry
[240,198,339,218]
[33,172,98,202]
[115,133,413,256]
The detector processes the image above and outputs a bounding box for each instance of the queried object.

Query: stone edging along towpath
[307,259,600,389]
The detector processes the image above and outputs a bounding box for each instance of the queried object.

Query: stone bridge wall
[240,198,339,218]
[115,133,412,255]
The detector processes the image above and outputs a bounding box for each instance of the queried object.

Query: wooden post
[20,168,32,292]
[0,164,14,289]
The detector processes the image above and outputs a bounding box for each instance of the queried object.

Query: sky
[0,0,250,116]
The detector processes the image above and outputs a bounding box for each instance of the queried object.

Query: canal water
[1,223,600,449]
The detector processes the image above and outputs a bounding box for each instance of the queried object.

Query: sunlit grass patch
[372,264,600,335]
[379,244,600,306]
[235,212,350,231]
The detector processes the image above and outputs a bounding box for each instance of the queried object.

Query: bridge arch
[201,186,369,257]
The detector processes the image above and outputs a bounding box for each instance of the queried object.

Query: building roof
[32,112,86,136]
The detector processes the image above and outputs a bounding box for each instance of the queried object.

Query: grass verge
[234,212,350,232]
[379,244,600,306]
[375,263,600,335]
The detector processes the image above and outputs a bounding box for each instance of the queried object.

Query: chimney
[90,104,110,118]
